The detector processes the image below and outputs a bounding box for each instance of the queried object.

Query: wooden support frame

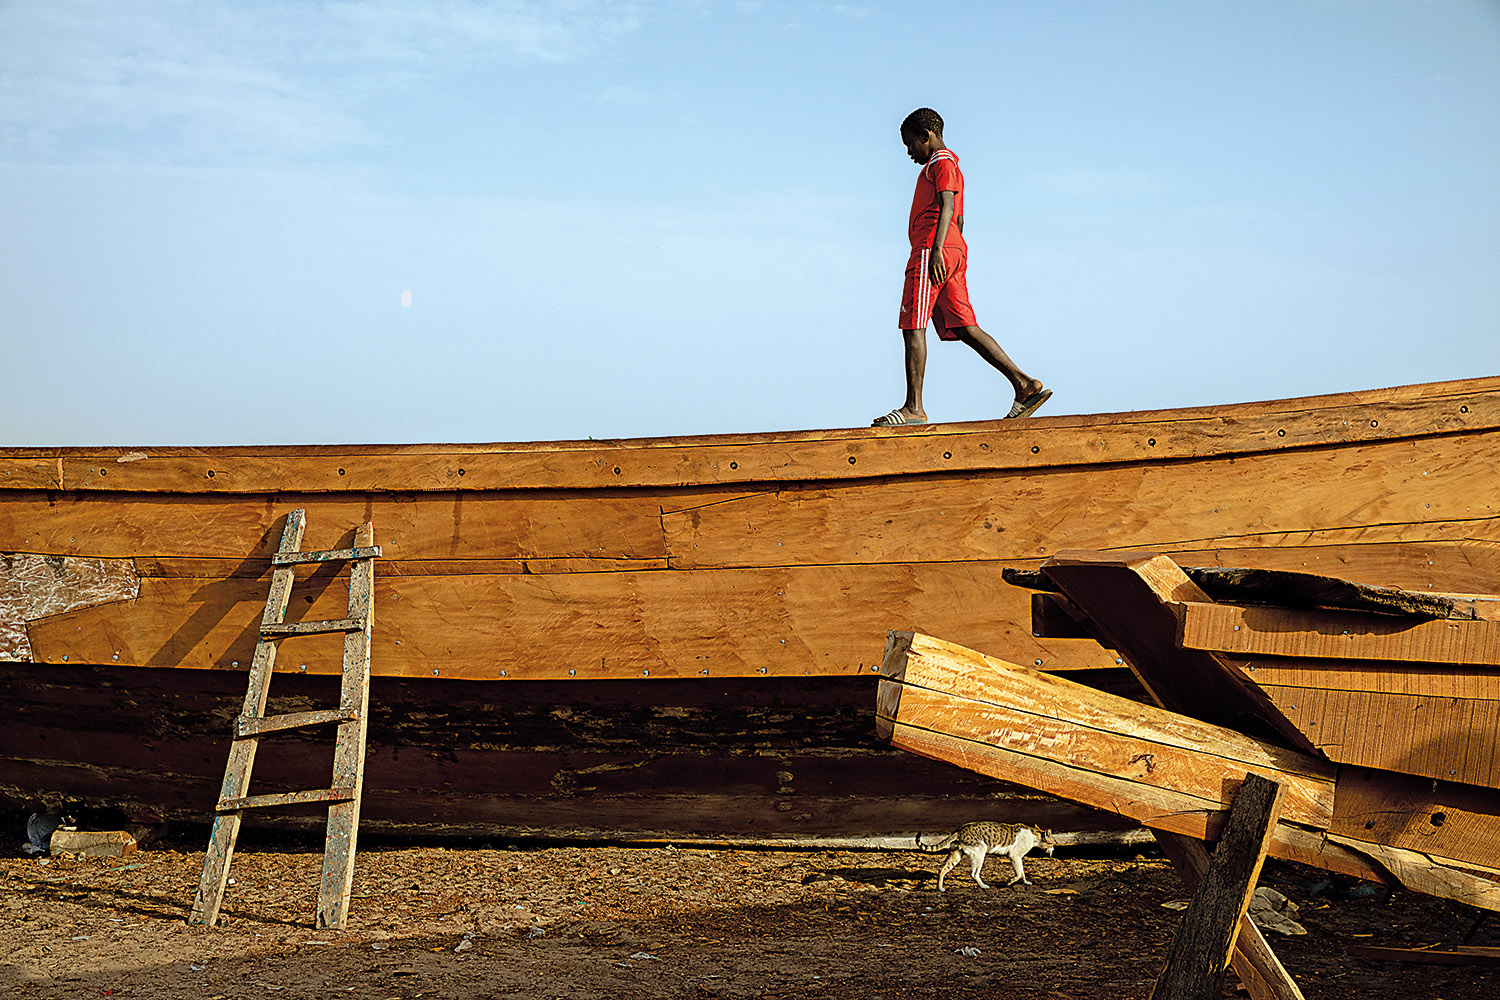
[1154,831,1305,1000]
[1151,773,1287,1000]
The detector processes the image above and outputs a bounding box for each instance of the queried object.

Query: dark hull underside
[1,661,1128,841]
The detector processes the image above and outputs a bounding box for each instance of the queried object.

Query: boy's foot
[1006,386,1052,419]
[872,409,927,427]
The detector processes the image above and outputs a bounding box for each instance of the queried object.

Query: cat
[916,822,1056,891]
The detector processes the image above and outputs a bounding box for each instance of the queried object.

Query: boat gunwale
[1,376,1497,494]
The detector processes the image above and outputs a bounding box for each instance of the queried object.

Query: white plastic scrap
[954,946,982,957]
[23,813,71,855]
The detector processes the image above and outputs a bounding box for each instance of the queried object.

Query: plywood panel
[1330,766,1500,874]
[0,492,673,561]
[1178,602,1500,665]
[1240,659,1497,699]
[6,375,1497,492]
[1166,538,1500,596]
[23,562,1122,679]
[1258,685,1500,788]
[663,433,1500,570]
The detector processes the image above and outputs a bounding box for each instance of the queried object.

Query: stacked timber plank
[3,375,1500,839]
[877,552,1500,912]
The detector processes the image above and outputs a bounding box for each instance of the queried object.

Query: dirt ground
[3,827,1497,1000]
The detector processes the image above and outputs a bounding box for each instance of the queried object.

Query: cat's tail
[914,832,954,853]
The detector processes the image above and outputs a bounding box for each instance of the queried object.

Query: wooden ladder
[190,509,380,930]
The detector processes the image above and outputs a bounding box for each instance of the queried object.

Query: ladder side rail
[316,521,377,930]
[191,509,307,927]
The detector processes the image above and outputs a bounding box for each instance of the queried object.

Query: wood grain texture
[1254,685,1500,788]
[1040,553,1314,751]
[662,432,1500,570]
[877,632,1333,829]
[1151,774,1285,1000]
[1153,830,1306,1000]
[5,375,1496,492]
[1328,766,1500,874]
[25,562,1118,678]
[1177,602,1500,665]
[0,661,1132,840]
[878,632,1500,909]
[0,492,671,561]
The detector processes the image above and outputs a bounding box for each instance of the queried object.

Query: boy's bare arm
[930,190,957,283]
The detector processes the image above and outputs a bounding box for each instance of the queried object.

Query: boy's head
[900,107,945,164]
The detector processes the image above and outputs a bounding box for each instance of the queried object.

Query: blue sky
[2,0,1497,445]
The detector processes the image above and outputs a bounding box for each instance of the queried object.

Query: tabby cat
[916,821,1055,891]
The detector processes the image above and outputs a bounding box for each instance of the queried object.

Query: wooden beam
[234,708,358,738]
[1154,830,1305,1000]
[1328,766,1500,873]
[1028,592,1111,643]
[1177,601,1500,665]
[877,633,1349,868]
[1040,552,1316,752]
[260,617,368,637]
[1151,773,1286,1000]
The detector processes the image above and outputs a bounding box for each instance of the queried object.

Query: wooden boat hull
[1,660,1122,840]
[3,376,1499,838]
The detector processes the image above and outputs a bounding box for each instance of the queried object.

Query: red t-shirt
[908,149,967,251]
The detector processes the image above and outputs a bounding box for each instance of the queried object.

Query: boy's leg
[874,327,928,425]
[899,326,927,420]
[952,325,1043,401]
[877,247,935,425]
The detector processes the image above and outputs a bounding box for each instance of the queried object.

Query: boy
[872,108,1050,427]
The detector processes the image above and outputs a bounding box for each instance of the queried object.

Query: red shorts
[899,245,976,340]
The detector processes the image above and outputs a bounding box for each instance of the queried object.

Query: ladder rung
[260,617,367,638]
[235,708,359,738]
[271,545,382,566]
[217,787,358,812]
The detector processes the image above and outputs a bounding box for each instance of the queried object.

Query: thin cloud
[0,0,644,161]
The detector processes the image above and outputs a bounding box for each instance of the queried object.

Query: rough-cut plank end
[875,631,914,741]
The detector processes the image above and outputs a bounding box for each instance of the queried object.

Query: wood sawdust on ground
[3,831,1497,999]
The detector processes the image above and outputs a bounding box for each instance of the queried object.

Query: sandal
[872,410,927,427]
[1006,388,1052,419]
